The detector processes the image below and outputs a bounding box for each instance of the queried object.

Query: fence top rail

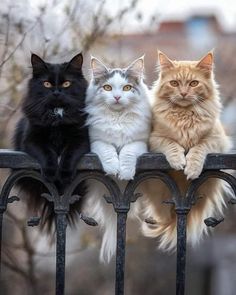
[0,149,236,171]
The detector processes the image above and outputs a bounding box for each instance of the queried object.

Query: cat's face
[24,53,87,126]
[88,57,144,112]
[156,51,214,107]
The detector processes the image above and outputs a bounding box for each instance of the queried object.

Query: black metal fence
[0,149,236,295]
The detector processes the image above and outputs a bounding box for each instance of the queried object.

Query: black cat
[13,53,90,228]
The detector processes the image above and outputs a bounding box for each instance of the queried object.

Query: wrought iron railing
[0,149,236,295]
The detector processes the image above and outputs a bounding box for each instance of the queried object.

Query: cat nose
[53,90,60,97]
[114,96,121,102]
[181,92,187,98]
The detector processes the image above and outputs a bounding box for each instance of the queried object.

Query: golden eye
[170,80,179,87]
[123,85,132,91]
[62,81,71,88]
[103,84,112,91]
[43,81,52,88]
[189,80,199,87]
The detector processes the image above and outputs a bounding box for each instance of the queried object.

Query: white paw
[166,147,186,170]
[102,158,119,176]
[184,152,204,180]
[119,165,136,180]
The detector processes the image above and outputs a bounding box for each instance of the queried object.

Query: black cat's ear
[68,53,83,71]
[31,53,47,74]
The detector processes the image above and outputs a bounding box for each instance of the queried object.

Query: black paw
[42,167,57,183]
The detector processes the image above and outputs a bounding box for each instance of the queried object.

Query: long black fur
[13,53,90,230]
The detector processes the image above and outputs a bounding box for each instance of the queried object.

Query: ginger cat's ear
[158,50,174,69]
[196,52,213,70]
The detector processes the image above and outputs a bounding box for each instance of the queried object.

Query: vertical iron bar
[55,212,67,295]
[115,211,128,295]
[176,210,188,295]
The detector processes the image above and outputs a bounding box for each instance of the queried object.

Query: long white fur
[85,56,151,262]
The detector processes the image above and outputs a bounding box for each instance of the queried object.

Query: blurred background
[1,0,236,294]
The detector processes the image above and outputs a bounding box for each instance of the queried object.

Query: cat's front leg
[59,140,90,184]
[150,135,186,170]
[24,142,58,182]
[119,141,147,180]
[91,141,119,176]
[184,146,206,180]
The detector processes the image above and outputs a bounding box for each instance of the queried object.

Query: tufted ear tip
[126,56,145,79]
[197,51,213,70]
[90,56,108,77]
[68,53,83,70]
[157,50,174,69]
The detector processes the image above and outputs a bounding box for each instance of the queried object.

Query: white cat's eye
[189,80,199,87]
[170,80,179,87]
[123,85,132,91]
[62,81,71,88]
[43,81,52,88]
[103,84,112,91]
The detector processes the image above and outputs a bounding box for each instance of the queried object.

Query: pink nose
[114,96,121,102]
[181,92,187,98]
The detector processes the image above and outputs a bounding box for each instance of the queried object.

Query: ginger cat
[142,50,232,250]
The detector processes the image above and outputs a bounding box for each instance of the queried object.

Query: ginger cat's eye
[62,81,71,88]
[123,85,132,91]
[189,80,199,87]
[103,84,112,91]
[43,81,52,88]
[170,80,179,87]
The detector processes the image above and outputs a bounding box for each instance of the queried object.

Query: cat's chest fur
[89,110,149,148]
[158,108,213,148]
[28,124,80,154]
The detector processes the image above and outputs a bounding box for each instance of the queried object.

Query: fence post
[115,210,128,295]
[176,209,188,295]
[55,212,67,295]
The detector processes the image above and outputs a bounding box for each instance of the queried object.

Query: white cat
[84,56,151,262]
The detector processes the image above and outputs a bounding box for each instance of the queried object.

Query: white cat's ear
[126,55,144,79]
[196,51,213,70]
[91,56,108,77]
[158,50,174,69]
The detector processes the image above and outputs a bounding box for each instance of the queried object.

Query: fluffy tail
[15,178,87,231]
[84,181,141,263]
[141,172,231,251]
[84,181,117,263]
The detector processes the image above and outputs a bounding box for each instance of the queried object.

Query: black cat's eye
[189,80,199,87]
[123,85,132,91]
[62,81,71,88]
[43,81,52,88]
[103,84,112,91]
[170,80,179,87]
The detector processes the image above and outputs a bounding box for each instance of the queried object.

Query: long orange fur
[142,50,232,250]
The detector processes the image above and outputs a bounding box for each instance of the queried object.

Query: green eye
[43,81,52,88]
[170,80,179,87]
[189,80,199,87]
[123,85,132,91]
[62,81,71,88]
[103,84,112,91]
